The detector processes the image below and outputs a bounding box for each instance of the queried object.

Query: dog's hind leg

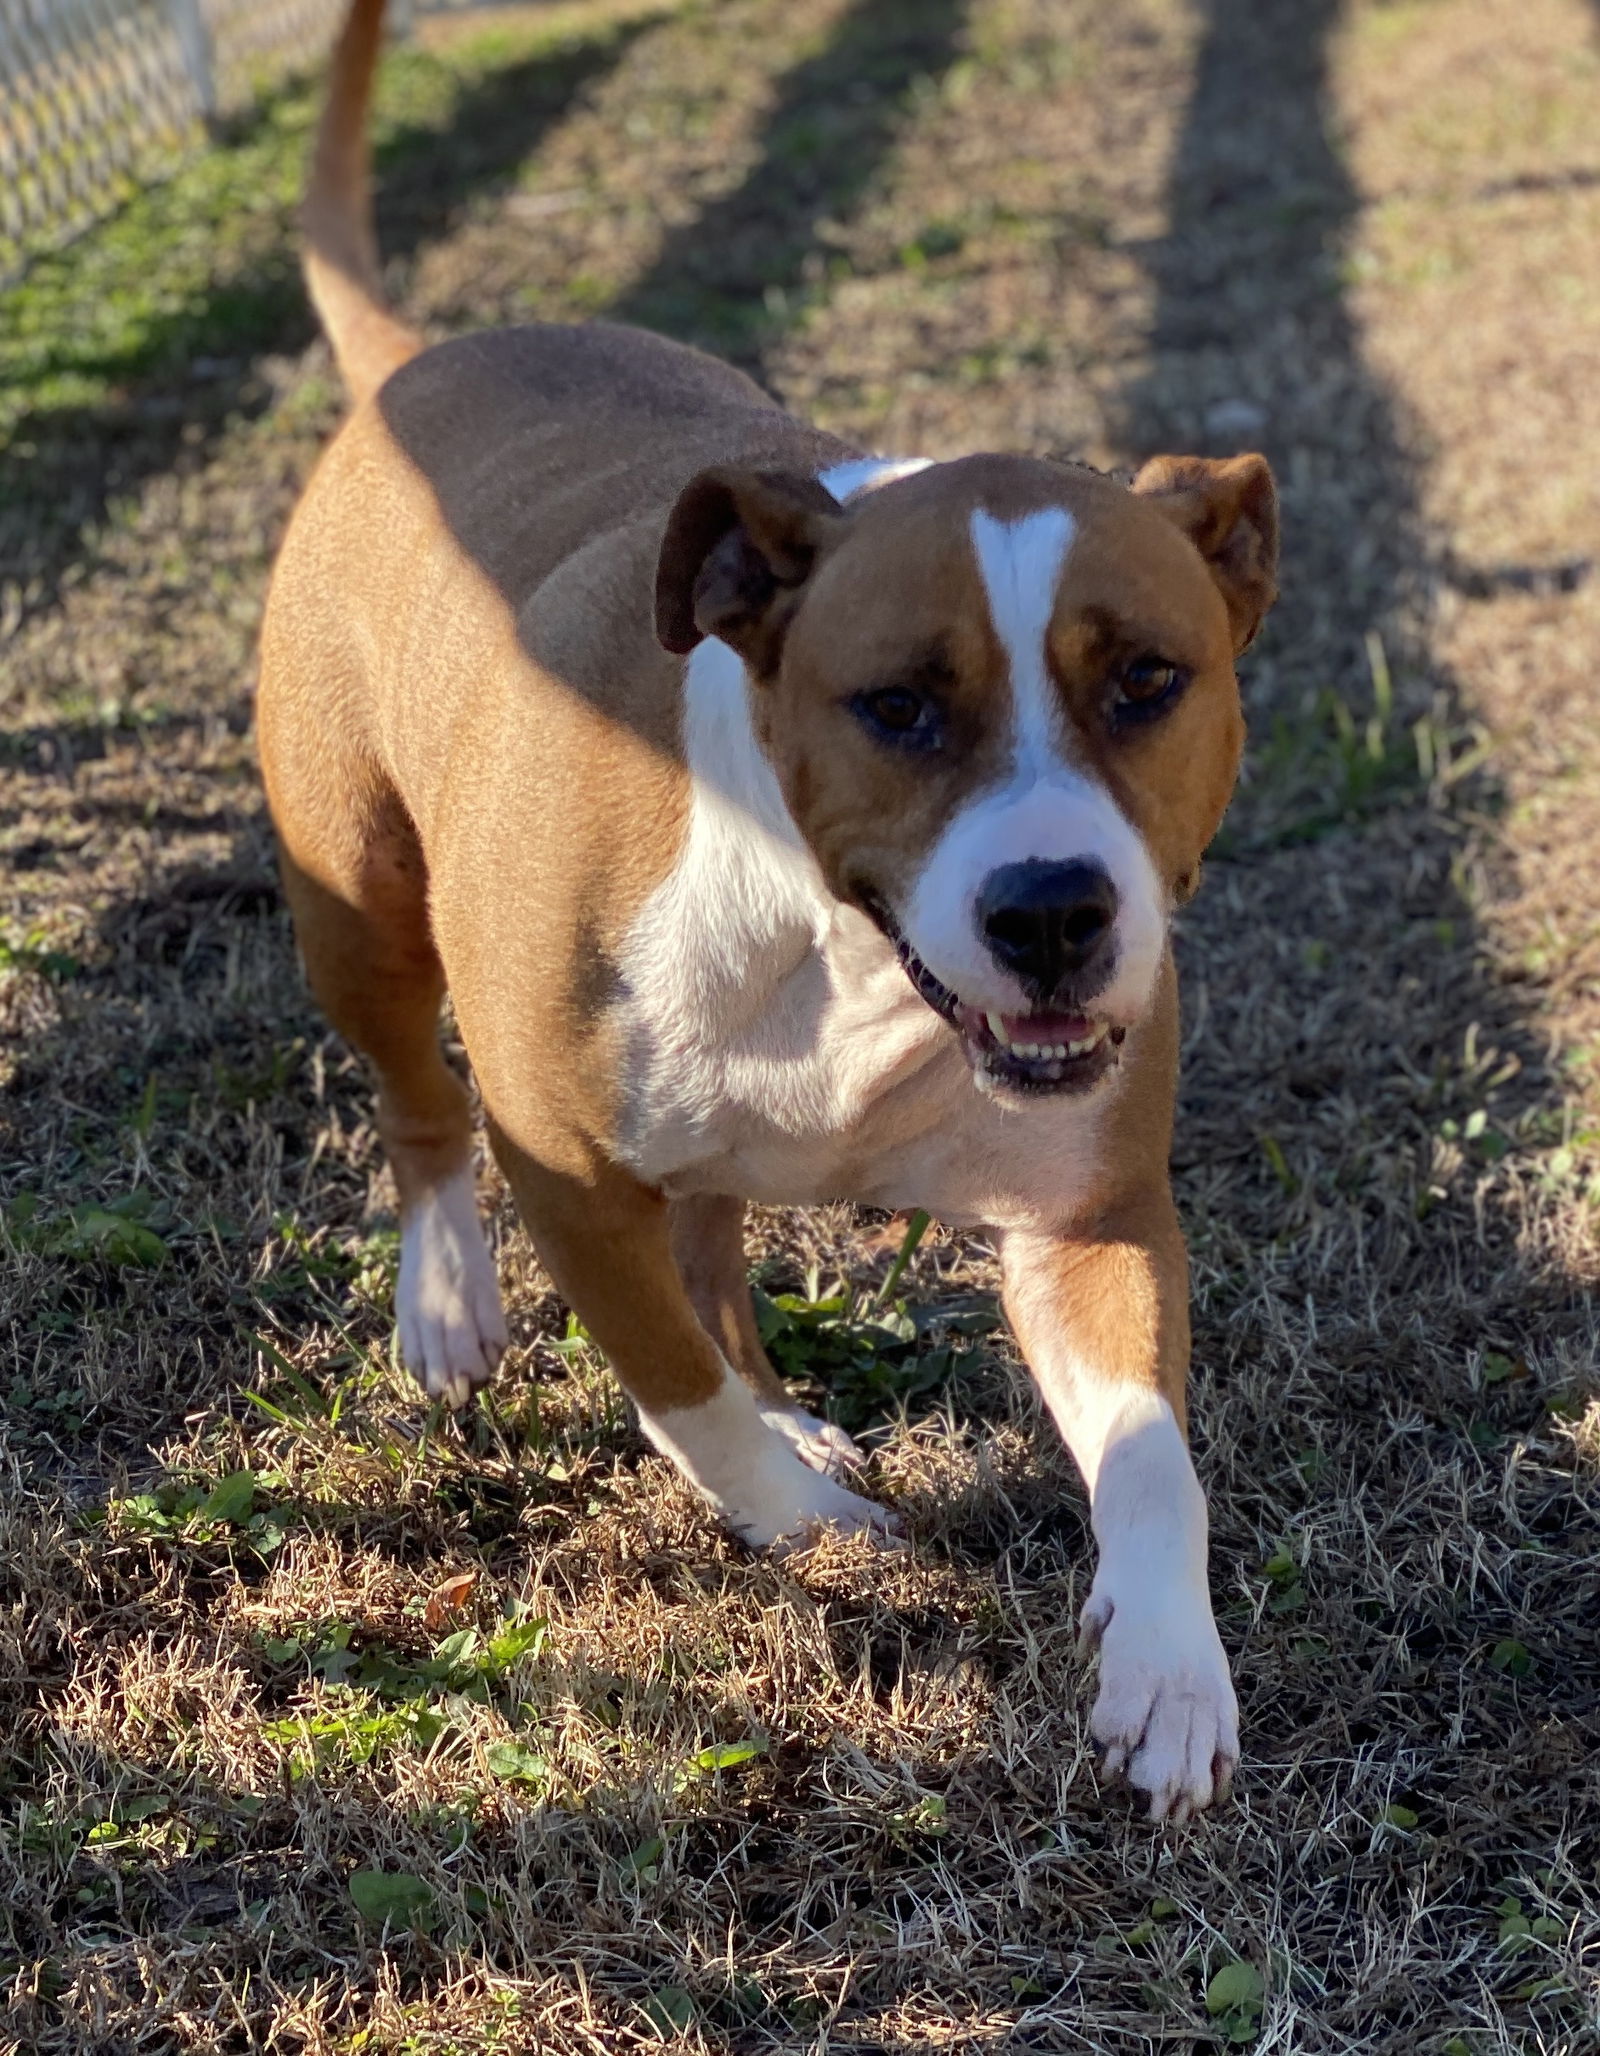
[669,1194,863,1477]
[495,1144,890,1550]
[264,722,507,1405]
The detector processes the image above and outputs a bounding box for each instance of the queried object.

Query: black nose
[977,859,1118,995]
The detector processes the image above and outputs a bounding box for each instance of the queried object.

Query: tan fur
[670,1196,793,1410]
[300,0,422,405]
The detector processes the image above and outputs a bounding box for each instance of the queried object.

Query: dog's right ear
[655,466,846,672]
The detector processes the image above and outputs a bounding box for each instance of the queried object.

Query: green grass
[1218,628,1496,856]
[0,13,644,446]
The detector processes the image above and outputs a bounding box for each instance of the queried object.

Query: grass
[0,4,665,437]
[0,0,667,612]
[3,0,1600,2048]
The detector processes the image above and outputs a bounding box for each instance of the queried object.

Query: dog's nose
[977,859,1118,994]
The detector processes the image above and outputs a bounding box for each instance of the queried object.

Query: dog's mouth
[862,893,1126,1098]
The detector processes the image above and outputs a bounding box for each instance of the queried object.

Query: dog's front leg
[999,1196,1237,1821]
[492,1137,895,1553]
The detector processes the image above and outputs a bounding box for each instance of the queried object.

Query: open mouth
[957,1002,1124,1095]
[862,894,1126,1097]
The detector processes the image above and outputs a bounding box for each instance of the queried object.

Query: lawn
[2,0,1600,2048]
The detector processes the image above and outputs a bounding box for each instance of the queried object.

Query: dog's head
[655,450,1276,1098]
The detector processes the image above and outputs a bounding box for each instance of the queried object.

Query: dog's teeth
[1045,1061,1063,1080]
[978,1016,1117,1065]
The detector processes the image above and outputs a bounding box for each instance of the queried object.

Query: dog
[257,0,1278,1822]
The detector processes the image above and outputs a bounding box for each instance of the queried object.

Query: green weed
[260,1608,549,1777]
[1219,632,1493,855]
[0,928,82,979]
[753,1274,997,1434]
[95,1466,293,1555]
[0,14,636,440]
[3,1188,169,1267]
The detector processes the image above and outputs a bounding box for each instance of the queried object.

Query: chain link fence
[0,0,420,280]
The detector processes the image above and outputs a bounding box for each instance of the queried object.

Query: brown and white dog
[258,0,1278,1821]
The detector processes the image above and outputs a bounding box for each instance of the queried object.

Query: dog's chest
[614,904,1103,1221]
[609,642,1106,1225]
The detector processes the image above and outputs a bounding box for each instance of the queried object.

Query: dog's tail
[301,0,422,406]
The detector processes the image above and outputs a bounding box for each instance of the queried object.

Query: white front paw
[642,1366,900,1558]
[726,1460,903,1556]
[396,1174,508,1410]
[1079,1573,1238,1823]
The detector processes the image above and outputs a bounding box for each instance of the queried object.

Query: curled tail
[301,0,422,406]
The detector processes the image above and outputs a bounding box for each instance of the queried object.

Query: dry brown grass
[3,0,1600,2048]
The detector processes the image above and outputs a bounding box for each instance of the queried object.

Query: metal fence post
[2,0,405,277]
[168,0,218,123]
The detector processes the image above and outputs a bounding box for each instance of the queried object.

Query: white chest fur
[612,637,1110,1229]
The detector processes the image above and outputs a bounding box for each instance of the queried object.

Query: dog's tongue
[956,1005,1099,1044]
[998,1010,1094,1042]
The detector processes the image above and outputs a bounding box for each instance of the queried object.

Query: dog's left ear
[655,465,846,670]
[1131,452,1279,654]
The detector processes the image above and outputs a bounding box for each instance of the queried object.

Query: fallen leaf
[424,1569,480,1629]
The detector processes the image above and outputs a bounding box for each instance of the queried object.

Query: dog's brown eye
[852,684,942,750]
[1122,656,1179,700]
[1113,654,1188,726]
[867,688,923,729]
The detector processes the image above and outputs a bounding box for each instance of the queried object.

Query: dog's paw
[644,1369,900,1558]
[761,1404,865,1477]
[726,1460,902,1556]
[396,1173,508,1410]
[1079,1573,1238,1823]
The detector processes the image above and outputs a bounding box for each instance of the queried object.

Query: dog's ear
[1131,452,1279,654]
[655,466,847,670]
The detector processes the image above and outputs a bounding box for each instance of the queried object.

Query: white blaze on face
[899,504,1167,1022]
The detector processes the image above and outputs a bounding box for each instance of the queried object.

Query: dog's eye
[866,687,924,729]
[852,685,942,749]
[1122,656,1179,699]
[1114,655,1187,722]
